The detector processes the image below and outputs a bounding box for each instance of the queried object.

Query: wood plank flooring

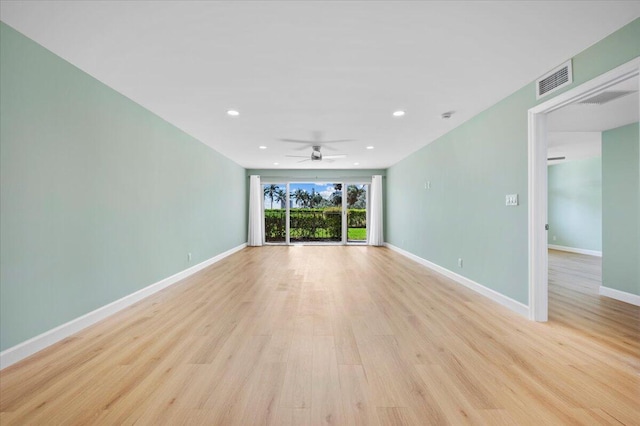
[1,246,638,425]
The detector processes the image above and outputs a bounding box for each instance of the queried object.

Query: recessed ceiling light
[227,110,239,116]
[273,162,279,165]
[366,146,374,150]
[392,110,405,117]
[353,162,360,166]
[259,146,267,150]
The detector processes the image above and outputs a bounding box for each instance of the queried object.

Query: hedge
[264,208,366,241]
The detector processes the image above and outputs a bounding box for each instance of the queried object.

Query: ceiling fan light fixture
[392,110,405,117]
[311,147,323,161]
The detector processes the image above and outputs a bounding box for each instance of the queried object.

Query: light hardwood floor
[1,247,638,425]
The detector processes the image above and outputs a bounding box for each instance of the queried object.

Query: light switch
[505,194,518,206]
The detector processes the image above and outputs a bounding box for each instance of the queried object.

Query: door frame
[527,57,640,321]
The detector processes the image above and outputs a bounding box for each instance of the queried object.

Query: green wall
[0,23,247,351]
[548,158,602,252]
[386,18,640,305]
[602,122,639,296]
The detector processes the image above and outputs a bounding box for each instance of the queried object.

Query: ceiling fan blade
[280,138,314,144]
[323,155,347,159]
[285,155,310,158]
[321,139,353,144]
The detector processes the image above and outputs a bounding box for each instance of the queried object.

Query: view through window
[263,182,367,244]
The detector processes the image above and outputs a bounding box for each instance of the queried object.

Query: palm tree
[263,184,279,209]
[292,188,308,207]
[331,184,342,206]
[275,188,287,209]
[308,189,320,208]
[347,185,365,207]
[311,189,324,208]
[354,189,367,209]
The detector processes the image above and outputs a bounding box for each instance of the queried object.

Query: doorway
[528,57,640,321]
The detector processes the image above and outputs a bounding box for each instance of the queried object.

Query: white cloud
[319,185,335,199]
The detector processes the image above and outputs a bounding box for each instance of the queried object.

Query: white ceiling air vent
[536,60,572,99]
[578,90,636,105]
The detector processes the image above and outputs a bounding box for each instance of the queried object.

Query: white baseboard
[385,243,530,318]
[548,244,602,257]
[0,243,247,370]
[599,286,640,306]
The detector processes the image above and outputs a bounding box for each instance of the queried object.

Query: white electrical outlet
[187,252,192,262]
[552,235,556,241]
[505,194,519,206]
[458,258,463,268]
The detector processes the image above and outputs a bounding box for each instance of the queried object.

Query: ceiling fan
[285,145,347,163]
[281,131,350,162]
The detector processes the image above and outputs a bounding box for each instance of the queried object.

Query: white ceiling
[1,1,639,169]
[547,77,639,133]
[547,76,638,164]
[547,132,602,163]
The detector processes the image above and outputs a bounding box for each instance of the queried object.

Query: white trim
[548,244,602,257]
[528,56,640,323]
[599,286,640,306]
[385,243,529,318]
[528,110,549,321]
[0,243,247,370]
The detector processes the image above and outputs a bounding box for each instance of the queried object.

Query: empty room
[1,2,639,425]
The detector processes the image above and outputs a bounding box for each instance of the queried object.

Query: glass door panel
[263,183,287,243]
[347,184,367,243]
[289,182,343,243]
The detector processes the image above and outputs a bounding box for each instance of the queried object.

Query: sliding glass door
[262,180,370,245]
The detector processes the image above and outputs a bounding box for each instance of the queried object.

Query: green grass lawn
[348,228,367,241]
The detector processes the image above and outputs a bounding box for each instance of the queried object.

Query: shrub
[264,208,367,241]
[347,209,366,228]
